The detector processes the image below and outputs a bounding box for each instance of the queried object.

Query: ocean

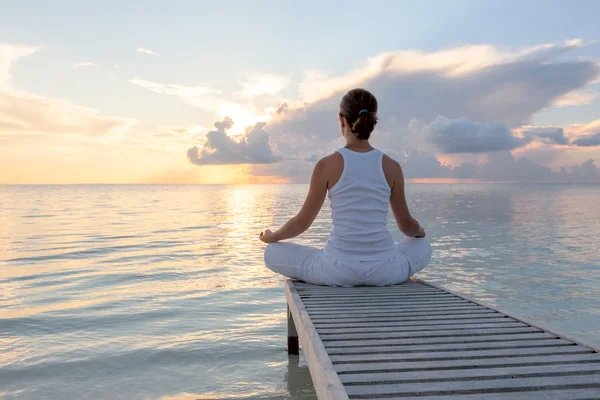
[1,183,599,399]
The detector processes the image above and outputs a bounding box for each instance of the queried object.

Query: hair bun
[340,88,378,140]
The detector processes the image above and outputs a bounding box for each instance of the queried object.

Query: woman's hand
[259,229,277,243]
[415,225,426,238]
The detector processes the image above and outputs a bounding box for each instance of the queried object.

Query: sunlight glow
[218,104,271,135]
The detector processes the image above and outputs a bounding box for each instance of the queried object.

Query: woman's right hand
[259,229,277,243]
[415,226,426,238]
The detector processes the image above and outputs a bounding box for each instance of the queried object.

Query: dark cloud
[565,159,599,180]
[187,118,280,165]
[369,59,596,129]
[426,116,528,154]
[572,132,600,147]
[524,127,570,145]
[409,151,600,182]
[265,41,599,162]
[399,150,452,178]
[476,151,556,182]
[249,145,600,183]
[276,102,290,114]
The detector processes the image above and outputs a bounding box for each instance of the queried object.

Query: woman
[259,88,431,286]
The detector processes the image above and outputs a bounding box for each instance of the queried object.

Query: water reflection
[285,355,317,400]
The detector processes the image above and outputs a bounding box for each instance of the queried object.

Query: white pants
[264,238,432,287]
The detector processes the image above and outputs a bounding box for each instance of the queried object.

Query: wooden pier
[284,279,600,399]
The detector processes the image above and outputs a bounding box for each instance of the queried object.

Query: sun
[218,104,272,135]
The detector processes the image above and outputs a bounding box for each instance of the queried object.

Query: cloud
[411,150,600,182]
[250,39,600,182]
[187,117,279,165]
[136,48,160,56]
[0,89,136,136]
[0,43,40,87]
[129,77,272,134]
[153,125,206,139]
[72,62,94,68]
[523,127,570,145]
[297,39,592,104]
[265,40,598,155]
[0,43,136,137]
[129,78,218,97]
[572,132,600,147]
[425,116,528,154]
[566,159,599,180]
[239,73,288,97]
[553,91,598,107]
[399,150,452,178]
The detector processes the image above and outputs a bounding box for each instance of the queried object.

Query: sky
[1,0,600,184]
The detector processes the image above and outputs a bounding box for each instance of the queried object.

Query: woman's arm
[385,157,425,238]
[260,158,328,243]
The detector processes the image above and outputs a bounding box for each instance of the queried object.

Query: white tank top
[323,148,396,261]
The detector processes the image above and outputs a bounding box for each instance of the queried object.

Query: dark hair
[339,88,378,140]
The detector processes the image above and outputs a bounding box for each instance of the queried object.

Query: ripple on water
[0,183,598,400]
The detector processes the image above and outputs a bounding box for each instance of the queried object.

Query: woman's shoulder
[381,152,401,169]
[381,152,403,188]
[318,151,344,165]
[314,153,344,188]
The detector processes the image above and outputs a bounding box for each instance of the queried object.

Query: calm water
[1,184,599,399]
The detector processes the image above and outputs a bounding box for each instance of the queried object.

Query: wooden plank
[297,289,441,295]
[304,299,471,309]
[305,303,474,311]
[295,284,429,291]
[301,291,446,299]
[314,317,516,328]
[284,281,349,400]
[334,353,600,373]
[415,279,600,353]
[307,304,484,314]
[330,345,590,363]
[303,295,459,304]
[388,388,600,400]
[314,316,517,328]
[304,298,468,307]
[300,289,442,299]
[326,339,574,355]
[317,322,528,334]
[307,308,497,318]
[340,361,600,383]
[320,327,540,341]
[299,286,444,292]
[325,333,559,348]
[317,321,529,337]
[294,281,427,289]
[391,388,600,400]
[299,291,444,297]
[301,292,446,298]
[344,373,600,397]
[306,305,481,314]
[300,291,453,297]
[304,297,469,304]
[311,313,506,324]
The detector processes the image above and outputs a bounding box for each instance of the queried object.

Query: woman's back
[324,147,396,261]
[261,87,430,287]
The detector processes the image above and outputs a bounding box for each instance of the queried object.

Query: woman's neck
[344,136,373,152]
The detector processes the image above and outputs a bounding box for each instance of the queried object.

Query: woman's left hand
[259,229,276,243]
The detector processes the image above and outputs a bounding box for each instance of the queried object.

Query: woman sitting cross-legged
[259,88,431,287]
